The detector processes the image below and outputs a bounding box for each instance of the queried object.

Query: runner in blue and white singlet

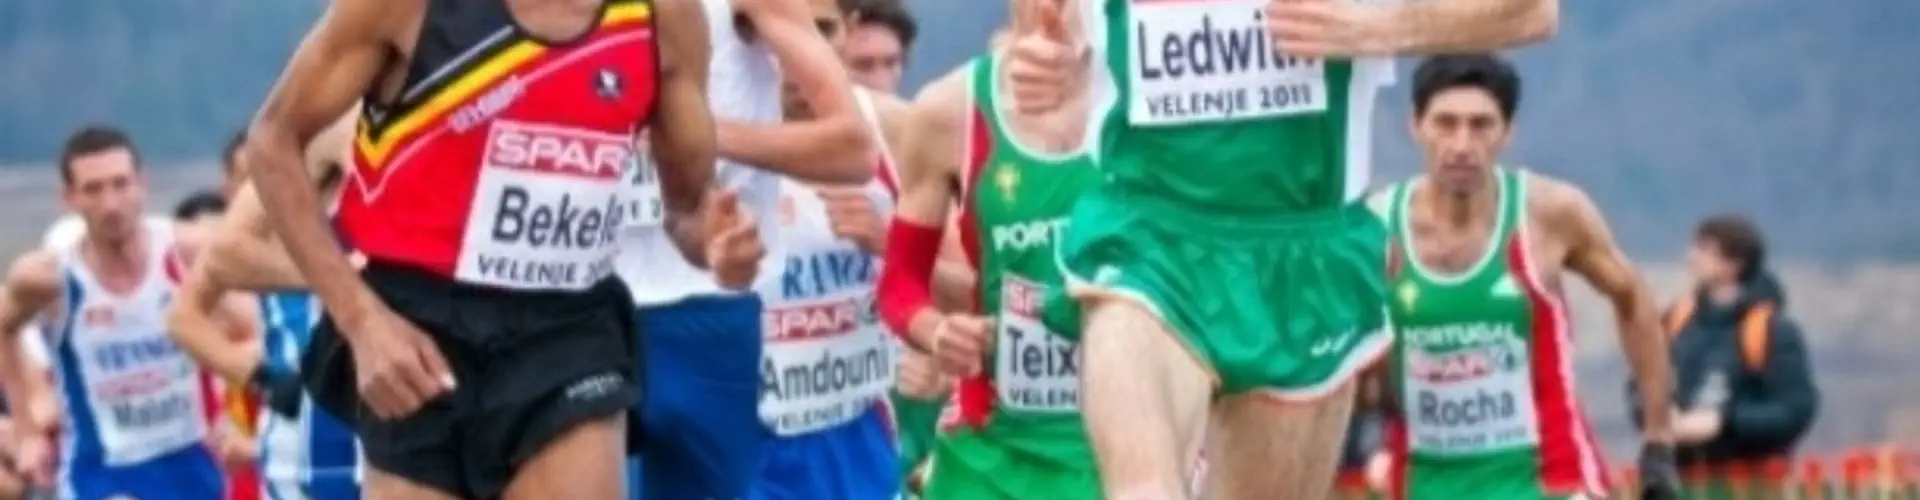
[751,88,904,499]
[616,0,876,498]
[255,291,360,500]
[47,221,224,499]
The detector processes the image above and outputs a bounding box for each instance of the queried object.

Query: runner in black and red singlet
[241,0,755,498]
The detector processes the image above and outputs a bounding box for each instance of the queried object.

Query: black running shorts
[301,261,640,499]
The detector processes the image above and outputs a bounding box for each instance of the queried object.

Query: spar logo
[465,121,631,290]
[764,301,861,343]
[485,122,631,180]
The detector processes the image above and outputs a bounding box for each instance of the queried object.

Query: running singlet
[337,0,659,291]
[1382,170,1609,499]
[758,178,895,436]
[1087,0,1393,210]
[758,92,901,436]
[257,291,362,499]
[48,223,222,497]
[950,53,1101,442]
[616,0,787,305]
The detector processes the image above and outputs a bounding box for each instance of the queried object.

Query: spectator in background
[1632,214,1819,468]
[838,0,915,94]
[221,131,247,199]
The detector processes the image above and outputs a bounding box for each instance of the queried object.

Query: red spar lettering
[1002,280,1041,319]
[1415,352,1489,384]
[764,302,859,342]
[488,125,629,180]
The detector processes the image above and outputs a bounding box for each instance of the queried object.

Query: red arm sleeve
[878,217,942,348]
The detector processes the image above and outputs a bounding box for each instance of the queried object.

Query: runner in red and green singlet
[876,48,1103,499]
[1367,55,1680,500]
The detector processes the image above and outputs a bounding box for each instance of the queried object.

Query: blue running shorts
[749,405,898,500]
[62,445,224,500]
[634,294,772,500]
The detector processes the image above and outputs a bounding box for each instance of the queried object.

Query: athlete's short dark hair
[838,0,917,50]
[1695,214,1767,280]
[223,130,248,175]
[1411,54,1521,121]
[60,125,141,186]
[173,189,229,221]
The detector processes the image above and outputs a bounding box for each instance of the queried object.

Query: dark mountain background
[1,0,1916,460]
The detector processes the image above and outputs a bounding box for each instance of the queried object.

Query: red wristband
[877,217,943,347]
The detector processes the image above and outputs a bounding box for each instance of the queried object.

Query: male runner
[1001,0,1561,496]
[0,125,225,499]
[876,3,1105,497]
[243,0,753,498]
[1371,54,1677,500]
[170,112,363,500]
[165,187,270,500]
[837,0,916,94]
[613,0,871,498]
[743,2,913,498]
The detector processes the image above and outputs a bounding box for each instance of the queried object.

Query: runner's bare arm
[934,218,976,312]
[168,261,267,383]
[208,184,315,291]
[879,70,969,350]
[650,0,722,266]
[872,90,976,312]
[246,0,400,334]
[722,0,875,182]
[211,110,357,291]
[0,252,59,431]
[1542,178,1673,443]
[1378,0,1558,52]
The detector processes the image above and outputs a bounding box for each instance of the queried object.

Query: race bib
[73,331,207,466]
[759,294,894,436]
[1126,0,1328,126]
[622,146,665,232]
[456,120,629,291]
[993,276,1080,412]
[1400,323,1539,456]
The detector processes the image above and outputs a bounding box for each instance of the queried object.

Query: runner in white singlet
[0,126,224,500]
[616,0,875,498]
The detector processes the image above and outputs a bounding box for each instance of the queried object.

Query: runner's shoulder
[864,89,913,148]
[1518,170,1606,240]
[910,65,973,117]
[4,250,60,297]
[904,66,975,151]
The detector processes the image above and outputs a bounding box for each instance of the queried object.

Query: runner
[241,0,752,498]
[738,1,915,497]
[168,112,362,500]
[837,0,916,94]
[165,187,269,500]
[614,0,872,498]
[876,5,1104,496]
[1372,54,1678,500]
[1000,0,1563,496]
[0,125,224,499]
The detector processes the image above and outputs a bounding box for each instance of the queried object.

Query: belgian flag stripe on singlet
[353,2,653,168]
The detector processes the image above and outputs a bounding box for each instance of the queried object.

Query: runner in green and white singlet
[997,0,1566,497]
[1367,55,1679,500]
[879,48,1103,499]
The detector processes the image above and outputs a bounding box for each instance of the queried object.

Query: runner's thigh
[1202,383,1357,500]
